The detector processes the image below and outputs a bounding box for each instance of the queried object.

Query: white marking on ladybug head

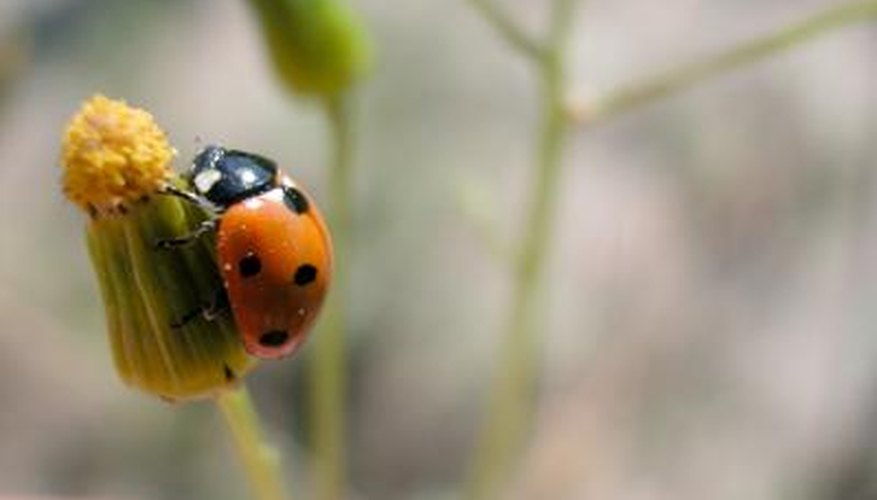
[281,176,298,189]
[194,169,222,194]
[243,198,263,210]
[240,169,258,186]
[264,188,285,203]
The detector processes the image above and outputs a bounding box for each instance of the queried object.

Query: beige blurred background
[0,0,876,499]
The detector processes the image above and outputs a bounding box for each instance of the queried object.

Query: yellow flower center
[61,95,175,216]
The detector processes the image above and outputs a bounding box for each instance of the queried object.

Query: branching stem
[465,0,546,60]
[585,0,877,124]
[465,1,579,499]
[467,0,877,498]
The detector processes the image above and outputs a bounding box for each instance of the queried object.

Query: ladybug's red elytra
[160,145,332,360]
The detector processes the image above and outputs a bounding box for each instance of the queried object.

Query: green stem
[465,0,545,60]
[463,1,877,498]
[465,1,578,498]
[216,386,287,500]
[586,0,877,124]
[308,93,354,500]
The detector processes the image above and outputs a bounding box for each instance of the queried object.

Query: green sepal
[86,192,253,401]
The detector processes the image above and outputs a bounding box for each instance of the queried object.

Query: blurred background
[1,0,876,498]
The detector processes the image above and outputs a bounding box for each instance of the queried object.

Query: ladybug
[160,145,332,359]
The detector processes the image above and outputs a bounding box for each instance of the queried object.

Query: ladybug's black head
[188,145,278,207]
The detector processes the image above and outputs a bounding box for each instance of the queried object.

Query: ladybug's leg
[156,184,220,248]
[155,218,217,249]
[202,288,230,321]
[161,184,213,210]
[171,289,229,329]
[170,307,203,329]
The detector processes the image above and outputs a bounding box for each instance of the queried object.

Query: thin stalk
[308,93,354,500]
[465,0,546,60]
[216,386,287,500]
[465,1,578,498]
[585,0,877,124]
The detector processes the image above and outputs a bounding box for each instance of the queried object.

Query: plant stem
[465,0,545,60]
[216,386,287,500]
[585,0,877,124]
[465,1,578,498]
[308,93,354,500]
[464,1,877,498]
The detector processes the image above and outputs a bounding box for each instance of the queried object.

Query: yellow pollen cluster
[61,95,174,215]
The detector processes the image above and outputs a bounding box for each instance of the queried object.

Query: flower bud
[247,0,372,97]
[61,95,253,401]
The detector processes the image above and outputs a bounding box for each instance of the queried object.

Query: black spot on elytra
[259,330,290,347]
[223,364,236,382]
[238,253,262,278]
[282,186,309,214]
[293,264,317,286]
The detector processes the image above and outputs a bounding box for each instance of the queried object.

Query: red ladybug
[161,145,332,359]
